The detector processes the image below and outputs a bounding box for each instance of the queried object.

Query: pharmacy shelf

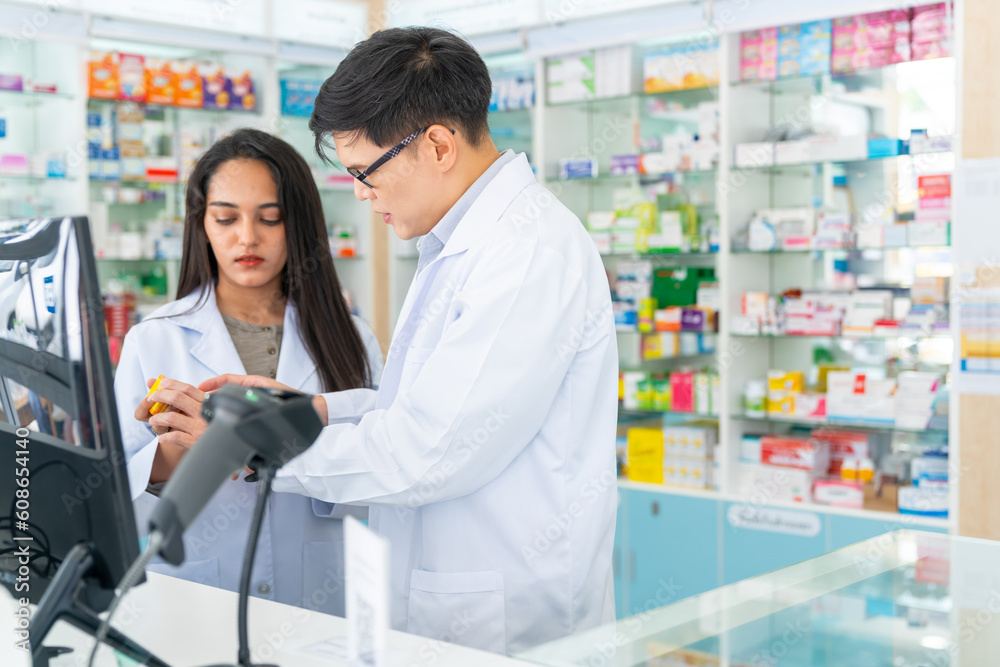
[546,85,718,108]
[0,174,76,182]
[731,57,956,90]
[617,478,722,500]
[601,251,718,260]
[730,245,952,254]
[97,257,180,262]
[556,169,716,185]
[617,478,952,530]
[0,88,75,100]
[618,403,718,417]
[736,149,953,172]
[732,413,948,435]
[87,98,262,115]
[732,333,952,342]
[89,178,183,187]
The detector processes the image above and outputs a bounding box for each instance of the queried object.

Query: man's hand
[199,374,328,424]
[198,374,295,394]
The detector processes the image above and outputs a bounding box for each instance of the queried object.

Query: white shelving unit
[534,26,956,534]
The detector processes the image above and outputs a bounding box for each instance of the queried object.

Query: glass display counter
[517,530,997,667]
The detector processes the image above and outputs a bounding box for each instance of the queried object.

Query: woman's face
[203,159,288,294]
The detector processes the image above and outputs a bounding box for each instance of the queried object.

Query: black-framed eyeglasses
[346,126,455,189]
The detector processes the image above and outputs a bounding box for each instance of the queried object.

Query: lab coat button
[257,582,270,595]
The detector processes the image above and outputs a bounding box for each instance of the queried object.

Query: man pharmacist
[203,26,618,655]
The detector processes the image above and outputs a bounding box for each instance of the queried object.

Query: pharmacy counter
[5,571,531,667]
[516,529,992,667]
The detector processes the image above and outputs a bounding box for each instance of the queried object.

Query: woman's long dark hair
[178,128,371,391]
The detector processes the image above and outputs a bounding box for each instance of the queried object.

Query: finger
[147,378,157,389]
[156,377,210,404]
[134,397,156,423]
[198,374,245,392]
[147,388,205,419]
[150,411,205,436]
[157,430,195,450]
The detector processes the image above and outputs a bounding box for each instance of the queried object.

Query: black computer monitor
[0,217,150,662]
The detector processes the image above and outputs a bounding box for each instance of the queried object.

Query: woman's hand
[141,377,210,484]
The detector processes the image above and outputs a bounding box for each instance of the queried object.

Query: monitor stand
[30,542,171,667]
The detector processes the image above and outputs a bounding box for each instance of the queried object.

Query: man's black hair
[310,27,493,164]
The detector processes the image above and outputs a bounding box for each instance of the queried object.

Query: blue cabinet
[721,502,828,584]
[624,489,719,615]
[828,514,947,552]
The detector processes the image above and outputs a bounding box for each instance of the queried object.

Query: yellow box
[627,428,664,484]
[767,370,805,393]
[766,391,795,416]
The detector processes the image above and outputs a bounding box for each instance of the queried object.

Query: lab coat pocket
[148,558,220,588]
[400,345,436,388]
[302,540,346,617]
[407,569,506,654]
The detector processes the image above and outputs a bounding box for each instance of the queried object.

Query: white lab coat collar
[437,152,536,261]
[151,285,315,389]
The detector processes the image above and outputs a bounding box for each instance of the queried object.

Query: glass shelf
[0,174,76,183]
[547,85,719,108]
[87,98,261,115]
[0,89,75,105]
[97,257,180,263]
[89,178,183,187]
[732,333,951,342]
[619,404,719,420]
[732,413,948,435]
[731,56,956,90]
[731,245,951,254]
[601,251,718,260]
[555,168,716,184]
[734,149,953,172]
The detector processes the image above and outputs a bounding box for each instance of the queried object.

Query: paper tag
[345,516,390,667]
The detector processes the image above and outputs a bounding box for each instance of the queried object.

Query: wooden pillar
[363,0,391,356]
[957,0,1000,540]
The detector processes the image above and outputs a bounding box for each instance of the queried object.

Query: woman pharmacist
[116,128,383,616]
[201,28,619,655]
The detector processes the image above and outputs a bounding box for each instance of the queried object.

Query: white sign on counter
[345,516,390,667]
[726,504,822,537]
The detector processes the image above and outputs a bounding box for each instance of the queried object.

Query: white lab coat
[114,287,383,616]
[273,153,619,654]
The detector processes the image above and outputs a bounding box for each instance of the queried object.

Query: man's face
[334,131,441,241]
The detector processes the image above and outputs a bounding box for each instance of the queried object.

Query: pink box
[912,3,950,42]
[912,38,951,60]
[858,10,911,49]
[0,73,23,91]
[670,372,694,412]
[740,28,777,82]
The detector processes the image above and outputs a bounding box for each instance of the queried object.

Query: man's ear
[425,125,458,172]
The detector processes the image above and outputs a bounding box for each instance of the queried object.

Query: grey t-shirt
[221,313,284,379]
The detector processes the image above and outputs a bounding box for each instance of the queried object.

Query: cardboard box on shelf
[760,435,830,474]
[735,462,814,503]
[740,27,778,81]
[810,429,870,475]
[813,480,864,508]
[768,370,805,393]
